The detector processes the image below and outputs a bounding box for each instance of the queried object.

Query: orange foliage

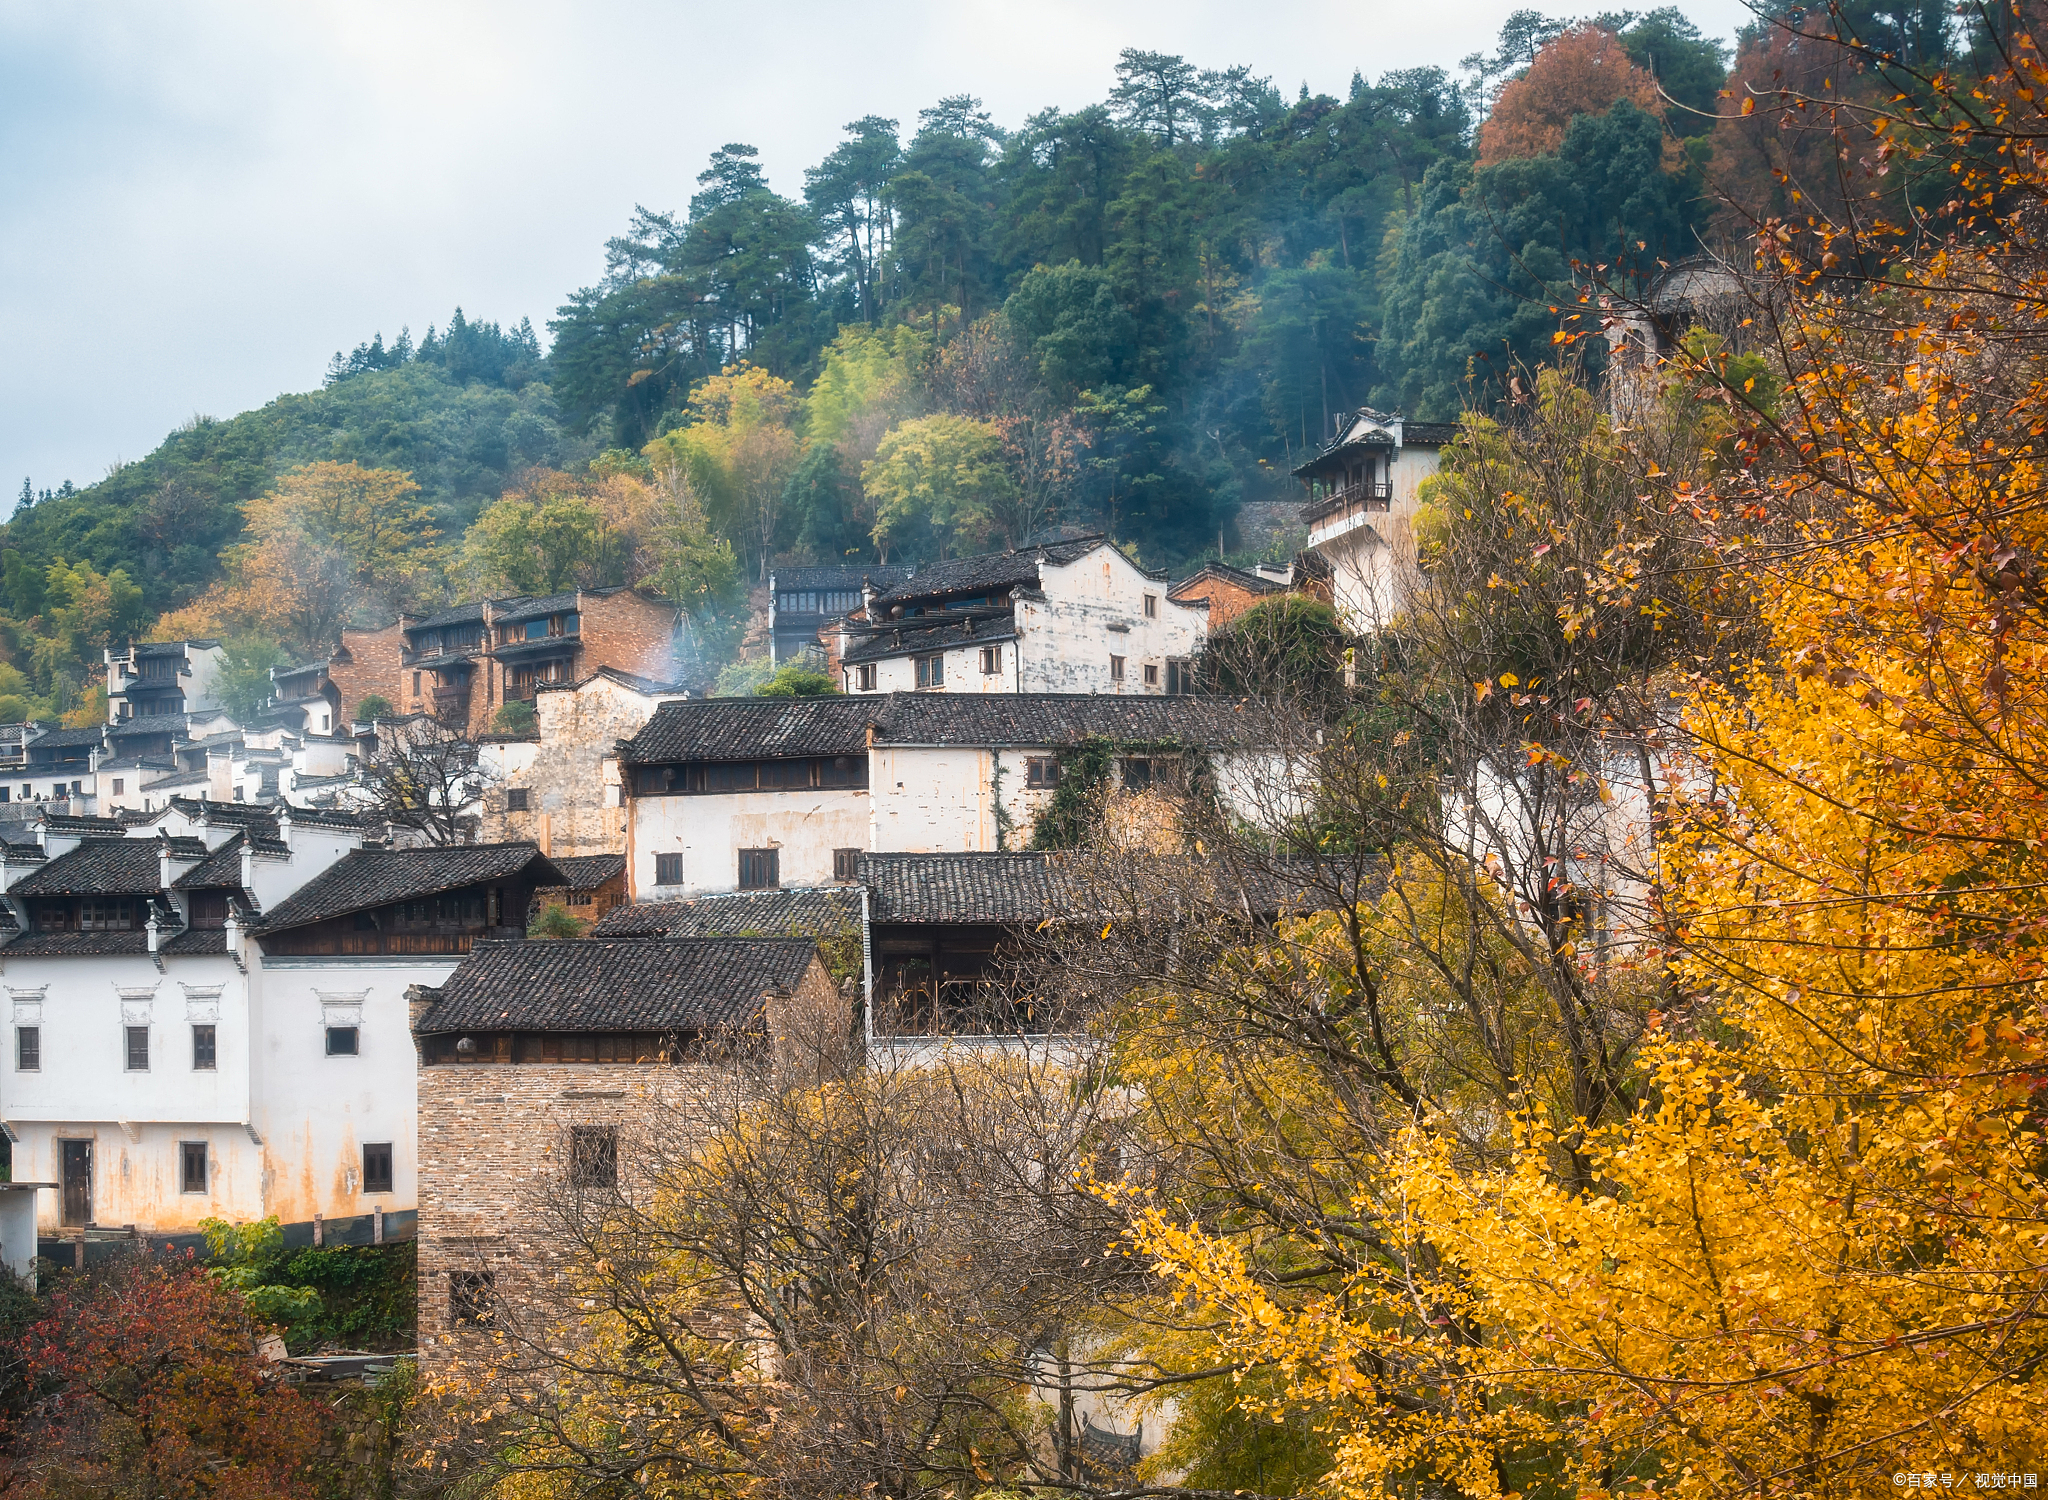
[1476,23,1665,165]
[1706,23,1869,230]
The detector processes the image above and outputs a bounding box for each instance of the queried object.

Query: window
[979,646,1001,675]
[570,1125,618,1188]
[856,664,877,691]
[1026,756,1061,789]
[362,1142,393,1194]
[1166,659,1192,696]
[189,891,228,929]
[412,672,421,695]
[1109,655,1126,683]
[505,788,529,812]
[449,1270,495,1326]
[126,1026,149,1071]
[1143,662,1160,687]
[192,1024,216,1071]
[1144,593,1159,618]
[326,1026,360,1057]
[834,847,861,882]
[915,654,944,689]
[180,1141,207,1194]
[655,852,685,885]
[111,778,123,795]
[70,781,81,795]
[15,1026,37,1072]
[738,848,780,891]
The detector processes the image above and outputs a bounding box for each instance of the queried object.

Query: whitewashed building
[617,693,1290,900]
[0,797,563,1240]
[1292,409,1458,630]
[838,536,1206,697]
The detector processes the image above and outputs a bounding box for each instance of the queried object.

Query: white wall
[1018,546,1205,694]
[868,746,1058,852]
[631,787,870,897]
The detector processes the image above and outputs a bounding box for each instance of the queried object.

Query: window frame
[569,1124,619,1189]
[1109,654,1126,683]
[325,1025,360,1057]
[1026,756,1062,789]
[654,852,685,886]
[505,788,530,812]
[1143,662,1160,687]
[1143,592,1159,618]
[125,1025,149,1072]
[979,645,1001,675]
[362,1142,394,1194]
[855,663,877,691]
[179,1141,207,1195]
[738,847,780,891]
[15,1025,38,1072]
[192,1023,216,1071]
[915,653,945,689]
[833,847,861,882]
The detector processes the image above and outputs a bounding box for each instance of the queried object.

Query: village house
[0,796,563,1242]
[1166,559,1298,629]
[104,640,230,728]
[837,535,1206,697]
[1291,408,1458,630]
[476,666,689,857]
[617,692,1290,901]
[325,584,682,734]
[411,935,846,1367]
[768,563,914,666]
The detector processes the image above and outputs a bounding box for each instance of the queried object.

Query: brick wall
[479,675,668,857]
[579,590,682,688]
[330,622,406,723]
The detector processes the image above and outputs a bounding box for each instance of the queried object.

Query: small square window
[362,1142,393,1194]
[1109,655,1126,682]
[834,847,861,882]
[180,1141,207,1194]
[1143,662,1160,687]
[856,664,877,691]
[325,1026,359,1057]
[739,848,779,891]
[1144,593,1158,618]
[449,1270,495,1327]
[569,1125,618,1188]
[125,1026,149,1072]
[505,788,529,812]
[111,778,123,795]
[192,1024,216,1071]
[16,1026,38,1072]
[915,654,944,689]
[979,646,1001,675]
[655,852,685,886]
[1026,756,1062,789]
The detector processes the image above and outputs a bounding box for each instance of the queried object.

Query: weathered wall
[630,787,869,898]
[480,676,675,857]
[580,591,683,689]
[1309,443,1441,632]
[867,747,1058,853]
[1016,548,1204,695]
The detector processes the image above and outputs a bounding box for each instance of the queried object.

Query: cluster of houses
[0,415,1453,1418]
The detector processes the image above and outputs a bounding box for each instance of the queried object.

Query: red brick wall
[578,589,681,687]
[330,621,406,723]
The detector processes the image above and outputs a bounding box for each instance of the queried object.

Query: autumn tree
[1476,22,1667,164]
[864,412,1015,560]
[643,364,801,581]
[355,714,494,846]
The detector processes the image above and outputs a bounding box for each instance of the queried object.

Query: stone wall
[479,674,671,858]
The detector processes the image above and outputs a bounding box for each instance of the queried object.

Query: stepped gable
[617,696,878,765]
[170,834,252,890]
[413,936,820,1034]
[593,888,861,938]
[868,535,1114,606]
[255,843,561,932]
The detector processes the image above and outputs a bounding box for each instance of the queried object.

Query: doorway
[60,1139,91,1226]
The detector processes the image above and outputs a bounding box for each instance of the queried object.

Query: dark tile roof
[28,727,105,750]
[840,614,1019,666]
[1402,421,1461,445]
[593,889,861,938]
[0,839,45,863]
[157,834,209,861]
[162,928,230,954]
[862,854,1060,924]
[537,665,684,698]
[172,835,248,890]
[39,814,130,834]
[406,650,478,671]
[408,601,487,631]
[620,697,879,765]
[773,564,917,594]
[257,843,562,931]
[492,636,583,663]
[540,854,626,890]
[1,931,153,956]
[10,839,164,896]
[415,937,821,1034]
[871,536,1106,606]
[142,769,211,790]
[1169,561,1289,599]
[272,660,329,681]
[490,589,583,625]
[132,640,210,658]
[873,693,1267,749]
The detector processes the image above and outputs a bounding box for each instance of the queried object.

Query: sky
[0,0,1755,499]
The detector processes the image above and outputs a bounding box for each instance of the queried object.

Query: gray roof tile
[593,889,861,938]
[257,844,561,931]
[415,936,821,1033]
[11,839,162,896]
[620,697,879,765]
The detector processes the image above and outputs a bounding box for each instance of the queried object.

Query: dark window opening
[362,1142,393,1194]
[189,891,229,929]
[834,847,861,882]
[326,1026,360,1057]
[192,1024,216,1070]
[125,1026,149,1072]
[1109,655,1126,683]
[654,852,685,885]
[180,1141,207,1194]
[1143,662,1160,687]
[1026,757,1061,789]
[1144,593,1159,618]
[570,1125,618,1188]
[505,788,529,812]
[979,646,1001,675]
[449,1270,495,1326]
[856,664,876,691]
[15,1026,37,1072]
[80,897,136,931]
[1166,659,1193,695]
[739,848,779,891]
[636,757,868,797]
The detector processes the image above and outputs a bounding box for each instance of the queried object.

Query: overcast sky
[0,0,1753,499]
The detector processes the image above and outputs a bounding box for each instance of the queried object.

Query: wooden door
[60,1139,90,1226]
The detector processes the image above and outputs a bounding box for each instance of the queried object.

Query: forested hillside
[0,1,1998,715]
